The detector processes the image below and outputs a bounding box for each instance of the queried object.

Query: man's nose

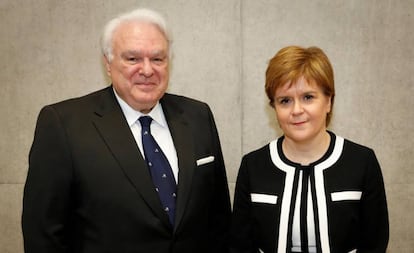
[140,58,154,76]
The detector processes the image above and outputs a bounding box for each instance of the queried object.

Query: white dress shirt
[113,89,179,183]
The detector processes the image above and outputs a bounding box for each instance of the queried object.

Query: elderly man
[22,8,231,253]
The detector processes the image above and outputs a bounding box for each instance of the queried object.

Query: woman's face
[274,76,331,145]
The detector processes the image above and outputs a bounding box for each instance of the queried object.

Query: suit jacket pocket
[250,193,278,205]
[331,191,362,201]
[196,156,215,166]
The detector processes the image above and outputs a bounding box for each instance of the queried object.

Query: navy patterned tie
[139,116,177,225]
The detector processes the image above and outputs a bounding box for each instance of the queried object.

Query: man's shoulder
[162,93,208,107]
[161,93,215,123]
[49,86,111,108]
[161,93,211,114]
[41,86,113,117]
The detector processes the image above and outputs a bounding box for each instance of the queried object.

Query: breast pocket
[250,193,278,205]
[329,191,362,244]
[331,191,362,202]
[196,156,215,166]
[193,155,216,191]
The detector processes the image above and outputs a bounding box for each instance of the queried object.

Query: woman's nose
[292,101,304,114]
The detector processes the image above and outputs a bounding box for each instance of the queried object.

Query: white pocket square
[331,191,362,201]
[196,156,215,166]
[251,193,278,205]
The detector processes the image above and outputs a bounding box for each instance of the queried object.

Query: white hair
[101,8,172,62]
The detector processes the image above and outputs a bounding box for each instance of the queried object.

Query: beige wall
[1,0,413,252]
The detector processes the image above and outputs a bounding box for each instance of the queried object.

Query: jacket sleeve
[229,156,259,253]
[359,149,389,252]
[22,105,74,253]
[206,105,232,253]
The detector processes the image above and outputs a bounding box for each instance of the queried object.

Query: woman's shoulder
[243,143,272,158]
[241,138,284,165]
[331,132,377,162]
[342,137,375,154]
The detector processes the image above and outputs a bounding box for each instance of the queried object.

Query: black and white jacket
[230,132,389,253]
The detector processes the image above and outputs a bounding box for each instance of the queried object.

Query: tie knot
[139,116,153,128]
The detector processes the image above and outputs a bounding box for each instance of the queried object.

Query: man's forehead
[121,49,167,56]
[114,27,168,49]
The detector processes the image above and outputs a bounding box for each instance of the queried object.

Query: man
[22,8,231,253]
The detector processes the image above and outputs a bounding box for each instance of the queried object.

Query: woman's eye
[278,98,291,105]
[304,94,314,101]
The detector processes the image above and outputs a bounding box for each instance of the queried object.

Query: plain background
[1,0,413,252]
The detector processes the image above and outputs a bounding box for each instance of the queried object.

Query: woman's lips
[292,121,306,126]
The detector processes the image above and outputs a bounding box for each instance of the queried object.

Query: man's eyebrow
[121,50,142,57]
[121,50,167,56]
[151,50,168,56]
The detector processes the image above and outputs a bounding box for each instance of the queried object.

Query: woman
[230,46,389,253]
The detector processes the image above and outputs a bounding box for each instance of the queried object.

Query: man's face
[104,21,169,113]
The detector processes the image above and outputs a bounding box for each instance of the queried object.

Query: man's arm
[206,105,232,253]
[22,105,74,253]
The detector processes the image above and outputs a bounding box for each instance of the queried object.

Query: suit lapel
[91,88,171,227]
[161,94,196,231]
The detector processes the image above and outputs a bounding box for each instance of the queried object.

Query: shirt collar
[113,88,168,128]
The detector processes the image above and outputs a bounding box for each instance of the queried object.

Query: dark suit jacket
[22,86,231,253]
